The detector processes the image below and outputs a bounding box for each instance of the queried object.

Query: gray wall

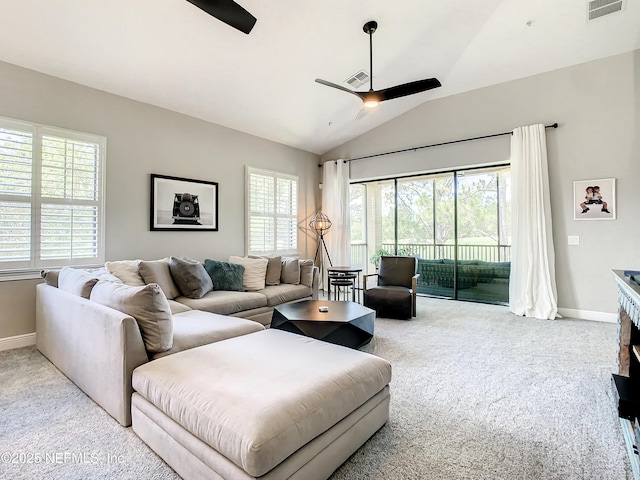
[322,50,640,316]
[0,61,320,339]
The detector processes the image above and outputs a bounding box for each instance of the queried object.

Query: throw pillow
[249,255,282,285]
[138,258,181,300]
[299,259,314,288]
[229,256,268,291]
[105,260,145,286]
[90,281,173,353]
[203,259,245,292]
[168,256,213,299]
[92,267,123,284]
[58,267,99,299]
[280,257,300,285]
[40,269,60,287]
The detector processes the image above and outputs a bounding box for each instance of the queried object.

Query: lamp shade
[309,212,332,235]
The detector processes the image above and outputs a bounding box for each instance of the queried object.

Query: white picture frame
[573,178,616,220]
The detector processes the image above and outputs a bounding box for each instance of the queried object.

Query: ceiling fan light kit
[363,93,381,109]
[315,20,441,109]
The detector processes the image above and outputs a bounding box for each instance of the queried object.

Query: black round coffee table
[271,300,375,349]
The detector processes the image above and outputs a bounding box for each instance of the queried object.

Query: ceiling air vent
[588,0,623,20]
[345,70,370,89]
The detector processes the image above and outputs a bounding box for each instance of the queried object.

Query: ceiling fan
[316,21,441,109]
[186,0,256,34]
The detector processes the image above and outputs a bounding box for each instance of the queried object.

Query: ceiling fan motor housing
[363,21,377,34]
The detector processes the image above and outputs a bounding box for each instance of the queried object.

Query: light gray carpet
[0,297,632,479]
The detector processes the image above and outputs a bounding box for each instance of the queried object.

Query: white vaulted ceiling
[0,0,638,154]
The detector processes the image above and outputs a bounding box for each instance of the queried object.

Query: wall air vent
[345,70,370,89]
[588,0,623,20]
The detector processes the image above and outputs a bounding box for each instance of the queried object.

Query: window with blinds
[246,167,298,256]
[0,116,105,275]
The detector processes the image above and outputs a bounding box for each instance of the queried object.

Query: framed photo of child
[573,178,616,220]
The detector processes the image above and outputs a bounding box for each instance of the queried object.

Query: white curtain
[509,124,558,319]
[321,160,351,267]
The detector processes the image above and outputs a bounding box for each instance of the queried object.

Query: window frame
[245,166,298,257]
[0,115,106,280]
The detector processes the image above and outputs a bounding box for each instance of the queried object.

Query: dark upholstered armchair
[363,256,419,320]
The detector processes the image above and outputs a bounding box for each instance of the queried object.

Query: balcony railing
[351,243,511,269]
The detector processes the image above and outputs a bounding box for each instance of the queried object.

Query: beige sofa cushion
[169,256,213,299]
[259,284,312,307]
[138,258,181,300]
[132,329,392,477]
[150,310,264,360]
[105,260,145,286]
[175,290,267,315]
[229,256,268,291]
[58,267,99,298]
[90,281,173,353]
[168,299,191,314]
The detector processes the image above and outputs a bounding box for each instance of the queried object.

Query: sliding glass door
[455,168,511,303]
[350,165,511,305]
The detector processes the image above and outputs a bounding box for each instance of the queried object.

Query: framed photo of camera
[150,174,219,231]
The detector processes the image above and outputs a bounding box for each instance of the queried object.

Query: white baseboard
[557,308,617,323]
[0,332,36,352]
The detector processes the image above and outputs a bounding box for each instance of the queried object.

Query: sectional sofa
[36,255,319,426]
[36,256,392,479]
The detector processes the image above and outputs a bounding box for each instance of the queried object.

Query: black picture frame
[150,174,218,231]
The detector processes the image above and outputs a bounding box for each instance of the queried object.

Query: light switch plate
[568,236,580,245]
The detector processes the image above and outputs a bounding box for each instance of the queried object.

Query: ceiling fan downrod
[363,21,379,108]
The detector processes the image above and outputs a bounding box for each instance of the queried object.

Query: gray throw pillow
[249,255,282,285]
[90,281,173,353]
[299,259,314,288]
[280,257,300,285]
[138,258,181,300]
[169,256,213,299]
[40,269,60,287]
[204,259,245,291]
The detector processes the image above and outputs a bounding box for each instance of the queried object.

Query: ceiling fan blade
[315,79,367,100]
[186,0,256,34]
[378,78,441,102]
[356,106,379,120]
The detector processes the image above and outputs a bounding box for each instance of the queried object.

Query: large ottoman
[131,329,391,480]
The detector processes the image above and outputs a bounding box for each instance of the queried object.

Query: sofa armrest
[36,283,149,426]
[311,265,320,300]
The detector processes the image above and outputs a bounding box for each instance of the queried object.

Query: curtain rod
[318,122,558,166]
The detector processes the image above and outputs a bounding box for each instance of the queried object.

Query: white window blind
[246,167,298,256]
[0,116,105,276]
